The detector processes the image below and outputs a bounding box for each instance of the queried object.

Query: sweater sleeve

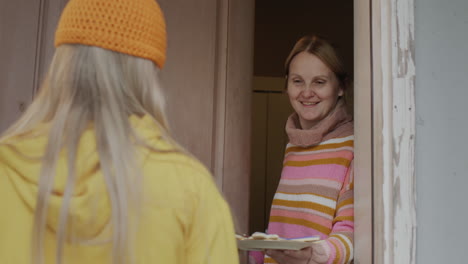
[310,159,354,264]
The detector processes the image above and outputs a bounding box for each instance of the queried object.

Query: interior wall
[254,0,354,78]
[250,81,293,233]
[415,0,468,262]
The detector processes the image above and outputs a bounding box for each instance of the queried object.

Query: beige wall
[0,0,41,132]
[0,0,69,132]
[158,0,218,168]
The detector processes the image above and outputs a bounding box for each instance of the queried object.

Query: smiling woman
[249,35,354,264]
[287,51,344,130]
[285,36,350,131]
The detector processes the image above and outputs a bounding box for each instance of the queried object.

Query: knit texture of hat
[55,0,167,68]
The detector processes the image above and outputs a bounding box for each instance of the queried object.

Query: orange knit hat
[55,0,167,68]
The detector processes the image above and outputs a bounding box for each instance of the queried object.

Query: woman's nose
[301,86,315,97]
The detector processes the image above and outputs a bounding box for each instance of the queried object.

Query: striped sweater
[251,102,354,264]
[264,135,354,264]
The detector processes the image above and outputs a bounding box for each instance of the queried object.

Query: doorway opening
[249,0,355,234]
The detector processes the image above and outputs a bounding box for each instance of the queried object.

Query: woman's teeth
[302,102,318,106]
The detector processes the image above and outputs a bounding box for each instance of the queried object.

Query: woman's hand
[265,247,312,264]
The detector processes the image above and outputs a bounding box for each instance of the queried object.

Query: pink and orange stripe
[265,135,354,264]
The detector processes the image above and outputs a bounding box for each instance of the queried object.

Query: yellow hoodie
[0,115,239,264]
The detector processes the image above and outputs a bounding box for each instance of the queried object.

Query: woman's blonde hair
[0,44,173,264]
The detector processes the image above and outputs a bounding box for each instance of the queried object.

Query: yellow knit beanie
[55,0,167,68]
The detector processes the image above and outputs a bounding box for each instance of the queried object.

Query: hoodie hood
[0,123,110,242]
[0,116,162,242]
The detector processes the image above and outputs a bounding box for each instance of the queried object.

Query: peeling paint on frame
[377,0,417,263]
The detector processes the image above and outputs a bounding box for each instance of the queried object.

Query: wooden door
[0,0,41,132]
[0,0,68,132]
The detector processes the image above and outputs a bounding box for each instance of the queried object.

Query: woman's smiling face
[287,51,344,130]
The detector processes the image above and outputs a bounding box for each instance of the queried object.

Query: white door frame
[354,0,416,263]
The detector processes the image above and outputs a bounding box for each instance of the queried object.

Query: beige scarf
[285,100,353,147]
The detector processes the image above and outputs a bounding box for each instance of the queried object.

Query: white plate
[237,239,319,251]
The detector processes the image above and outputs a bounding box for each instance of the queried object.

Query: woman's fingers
[265,247,313,264]
[286,247,313,259]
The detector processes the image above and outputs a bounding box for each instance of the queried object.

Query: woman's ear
[338,87,344,97]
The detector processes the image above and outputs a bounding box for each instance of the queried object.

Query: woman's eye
[293,79,303,84]
[315,80,326,85]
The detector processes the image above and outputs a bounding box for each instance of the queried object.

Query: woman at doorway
[251,35,354,264]
[0,0,238,263]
